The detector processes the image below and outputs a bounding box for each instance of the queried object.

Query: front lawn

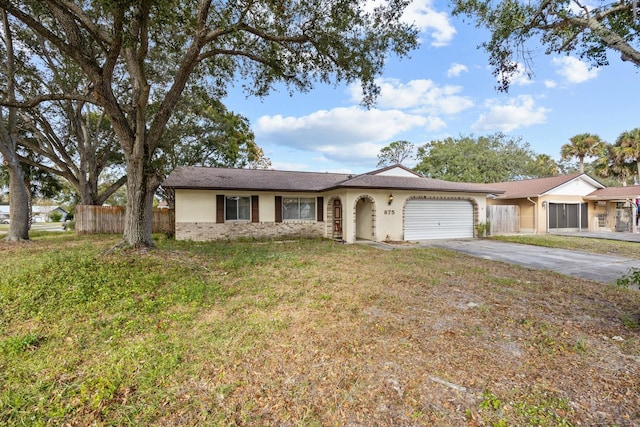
[0,234,638,426]
[492,234,640,260]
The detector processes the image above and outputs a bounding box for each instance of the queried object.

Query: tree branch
[0,93,96,108]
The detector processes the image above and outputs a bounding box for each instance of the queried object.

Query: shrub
[50,212,63,222]
[616,268,640,288]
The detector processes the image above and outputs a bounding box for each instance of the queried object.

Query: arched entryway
[354,195,376,241]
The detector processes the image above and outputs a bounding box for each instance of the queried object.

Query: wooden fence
[75,205,174,236]
[487,205,520,235]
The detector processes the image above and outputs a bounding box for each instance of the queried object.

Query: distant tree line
[377,130,640,185]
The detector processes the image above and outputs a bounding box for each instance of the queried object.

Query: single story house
[486,173,639,234]
[32,206,69,223]
[0,205,68,223]
[162,165,501,243]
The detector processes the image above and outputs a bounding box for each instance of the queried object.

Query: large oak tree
[453,0,640,91]
[0,0,417,247]
[0,9,30,241]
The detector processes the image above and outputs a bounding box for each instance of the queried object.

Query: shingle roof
[161,166,351,192]
[585,186,640,200]
[162,166,500,194]
[487,173,599,199]
[329,174,499,193]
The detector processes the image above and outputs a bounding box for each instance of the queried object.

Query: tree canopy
[0,0,418,247]
[414,133,555,183]
[615,128,640,184]
[377,140,414,167]
[453,0,640,91]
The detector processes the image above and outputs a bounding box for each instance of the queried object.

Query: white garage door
[405,199,474,240]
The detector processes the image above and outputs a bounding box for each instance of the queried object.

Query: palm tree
[593,143,635,186]
[615,128,640,185]
[560,133,605,173]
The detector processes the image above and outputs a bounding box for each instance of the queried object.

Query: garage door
[405,199,474,240]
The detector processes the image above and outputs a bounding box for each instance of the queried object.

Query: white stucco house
[162,165,501,243]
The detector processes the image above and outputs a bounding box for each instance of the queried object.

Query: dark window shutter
[251,195,259,223]
[216,195,225,223]
[275,196,282,223]
[316,197,324,222]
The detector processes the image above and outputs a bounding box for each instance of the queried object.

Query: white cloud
[315,141,390,163]
[423,116,448,131]
[544,80,557,88]
[404,0,456,46]
[552,56,599,83]
[447,63,468,78]
[496,62,533,87]
[471,95,550,132]
[269,160,313,171]
[367,0,456,47]
[255,107,428,163]
[350,78,474,115]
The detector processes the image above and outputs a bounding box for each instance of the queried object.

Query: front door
[333,199,342,239]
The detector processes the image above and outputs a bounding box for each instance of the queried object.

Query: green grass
[491,234,640,259]
[0,233,638,426]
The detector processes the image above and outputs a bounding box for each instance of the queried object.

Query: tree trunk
[123,157,154,247]
[122,148,163,248]
[4,158,30,241]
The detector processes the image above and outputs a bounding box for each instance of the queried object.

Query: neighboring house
[584,186,640,232]
[487,173,639,234]
[0,205,68,223]
[32,206,68,223]
[0,205,9,222]
[162,165,501,243]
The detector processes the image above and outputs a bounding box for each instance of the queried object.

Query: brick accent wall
[176,221,325,241]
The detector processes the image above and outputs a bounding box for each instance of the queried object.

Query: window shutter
[216,195,225,223]
[251,195,259,223]
[275,196,282,223]
[316,197,324,222]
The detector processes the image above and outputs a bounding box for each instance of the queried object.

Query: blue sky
[223,0,640,175]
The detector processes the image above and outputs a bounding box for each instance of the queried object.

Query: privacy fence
[487,205,520,235]
[75,205,174,236]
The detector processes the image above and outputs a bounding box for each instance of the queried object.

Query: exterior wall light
[388,194,394,205]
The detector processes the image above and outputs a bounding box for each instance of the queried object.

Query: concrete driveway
[421,239,640,285]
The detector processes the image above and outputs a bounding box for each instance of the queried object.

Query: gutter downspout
[527,197,537,234]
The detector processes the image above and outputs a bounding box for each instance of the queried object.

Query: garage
[548,203,588,231]
[404,199,474,240]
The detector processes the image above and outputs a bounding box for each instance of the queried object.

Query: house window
[283,197,315,220]
[225,196,251,221]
